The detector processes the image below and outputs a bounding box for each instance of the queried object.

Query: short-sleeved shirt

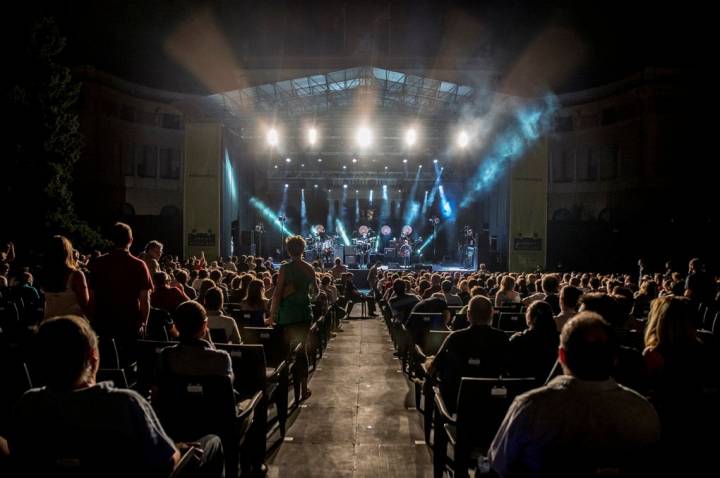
[207,311,242,344]
[389,293,420,325]
[488,376,661,477]
[432,324,510,409]
[158,338,233,379]
[9,382,176,477]
[90,250,153,339]
[150,285,189,313]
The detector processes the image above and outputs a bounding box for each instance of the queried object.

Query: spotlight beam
[335,219,351,246]
[250,197,295,235]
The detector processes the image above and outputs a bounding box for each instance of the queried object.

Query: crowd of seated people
[1,226,394,476]
[2,227,720,477]
[370,260,719,476]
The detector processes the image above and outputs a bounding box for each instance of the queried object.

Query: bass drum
[399,244,412,258]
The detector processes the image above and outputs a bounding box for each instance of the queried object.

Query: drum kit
[353,225,376,256]
[305,224,338,262]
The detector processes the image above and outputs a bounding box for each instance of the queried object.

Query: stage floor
[349,263,475,273]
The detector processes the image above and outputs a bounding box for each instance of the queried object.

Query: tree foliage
[4,18,106,251]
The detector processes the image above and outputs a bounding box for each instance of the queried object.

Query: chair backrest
[135,339,175,393]
[236,310,266,327]
[241,326,284,367]
[209,327,229,344]
[156,374,238,442]
[407,313,447,349]
[98,337,121,370]
[455,377,536,451]
[447,305,464,315]
[423,330,451,356]
[146,308,171,342]
[215,343,267,399]
[495,303,523,314]
[498,312,526,332]
[96,368,129,388]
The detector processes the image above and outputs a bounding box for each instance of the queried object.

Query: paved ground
[267,306,433,477]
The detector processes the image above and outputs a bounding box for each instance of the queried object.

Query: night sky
[7,0,710,94]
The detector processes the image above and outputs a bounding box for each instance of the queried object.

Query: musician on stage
[399,239,412,269]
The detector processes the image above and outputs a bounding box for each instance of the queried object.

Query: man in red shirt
[151,271,189,313]
[89,223,153,346]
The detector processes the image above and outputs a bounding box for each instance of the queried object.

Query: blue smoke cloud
[460,94,558,209]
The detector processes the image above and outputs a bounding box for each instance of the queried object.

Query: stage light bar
[267,128,279,147]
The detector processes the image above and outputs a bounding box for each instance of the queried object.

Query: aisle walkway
[267,309,433,477]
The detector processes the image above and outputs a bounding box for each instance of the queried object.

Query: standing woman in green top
[269,235,317,400]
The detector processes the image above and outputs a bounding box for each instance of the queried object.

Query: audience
[8,315,224,477]
[508,301,559,384]
[489,312,661,477]
[89,222,152,350]
[429,296,509,412]
[157,301,233,380]
[205,287,241,344]
[554,285,581,331]
[3,229,719,477]
[150,272,190,314]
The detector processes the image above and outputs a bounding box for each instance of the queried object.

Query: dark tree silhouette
[4,18,106,252]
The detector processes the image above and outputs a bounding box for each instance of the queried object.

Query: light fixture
[266,128,279,146]
[458,131,469,148]
[308,127,317,146]
[286,157,292,163]
[405,128,417,147]
[356,126,372,148]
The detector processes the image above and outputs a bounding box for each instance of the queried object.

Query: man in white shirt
[488,312,660,477]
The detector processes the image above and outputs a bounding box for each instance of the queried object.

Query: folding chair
[155,374,263,478]
[433,377,536,478]
[497,312,526,332]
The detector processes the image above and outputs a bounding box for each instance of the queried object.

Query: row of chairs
[380,299,535,478]
[0,303,338,478]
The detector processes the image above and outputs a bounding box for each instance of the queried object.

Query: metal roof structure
[209,66,477,118]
